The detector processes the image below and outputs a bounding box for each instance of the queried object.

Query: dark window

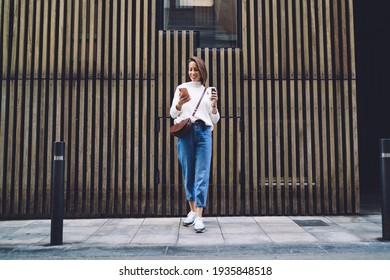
[162,0,238,48]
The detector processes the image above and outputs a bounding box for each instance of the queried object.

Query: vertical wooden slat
[243,79,250,215]
[57,0,65,78]
[29,81,38,215]
[80,0,87,78]
[165,32,173,215]
[265,0,272,214]
[272,0,279,79]
[348,0,359,211]
[351,80,359,212]
[149,80,156,215]
[109,81,117,214]
[297,80,305,214]
[4,82,14,214]
[63,0,71,78]
[275,80,282,215]
[173,31,179,216]
[150,0,156,79]
[288,0,295,79]
[45,81,54,213]
[127,0,133,79]
[96,0,103,78]
[84,78,92,214]
[49,0,57,78]
[13,82,23,214]
[295,0,302,80]
[92,79,100,214]
[125,80,132,213]
[1,0,7,77]
[329,81,337,213]
[118,0,125,79]
[282,80,289,214]
[117,81,124,214]
[0,83,7,215]
[141,81,148,215]
[75,81,83,213]
[25,0,34,78]
[312,78,321,214]
[336,80,344,213]
[280,0,286,79]
[63,80,70,214]
[264,0,271,79]
[235,48,242,214]
[21,81,31,214]
[248,79,256,213]
[157,31,163,216]
[302,0,312,214]
[332,0,340,79]
[142,0,148,80]
[133,80,140,214]
[344,80,352,212]
[37,80,47,214]
[103,0,110,78]
[309,0,322,213]
[249,0,255,79]
[302,0,310,79]
[241,0,248,78]
[111,0,118,79]
[321,78,329,213]
[272,0,282,214]
[317,0,326,214]
[227,48,234,215]
[266,80,274,214]
[101,81,108,213]
[134,0,141,79]
[259,80,266,215]
[9,0,19,78]
[40,0,49,78]
[304,79,313,214]
[69,81,76,213]
[340,0,349,79]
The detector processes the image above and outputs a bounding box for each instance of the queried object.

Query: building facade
[0,0,358,218]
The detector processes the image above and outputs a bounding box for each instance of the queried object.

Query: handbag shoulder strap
[191,87,207,116]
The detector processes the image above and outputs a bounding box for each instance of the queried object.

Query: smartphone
[179,88,189,97]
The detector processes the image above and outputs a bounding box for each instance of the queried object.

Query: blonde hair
[188,56,208,85]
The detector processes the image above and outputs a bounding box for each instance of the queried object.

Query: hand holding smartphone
[178,88,191,105]
[179,88,189,98]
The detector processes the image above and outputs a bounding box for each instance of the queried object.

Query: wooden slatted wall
[241,0,359,215]
[0,0,359,218]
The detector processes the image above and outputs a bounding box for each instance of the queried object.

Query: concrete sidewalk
[1,210,390,259]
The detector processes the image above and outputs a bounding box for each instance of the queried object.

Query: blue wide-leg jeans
[177,123,212,208]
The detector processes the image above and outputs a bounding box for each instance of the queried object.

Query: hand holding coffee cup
[209,87,218,106]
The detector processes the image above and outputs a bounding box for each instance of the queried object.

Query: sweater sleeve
[210,106,220,124]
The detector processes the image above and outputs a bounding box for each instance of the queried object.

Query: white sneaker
[183,211,196,226]
[194,217,205,233]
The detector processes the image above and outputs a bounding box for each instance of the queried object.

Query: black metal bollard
[50,141,65,245]
[380,139,390,240]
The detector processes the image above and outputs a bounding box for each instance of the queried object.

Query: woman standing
[170,56,220,233]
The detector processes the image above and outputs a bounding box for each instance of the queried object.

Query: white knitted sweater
[170,81,220,129]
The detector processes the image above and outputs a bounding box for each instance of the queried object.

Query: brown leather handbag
[170,88,207,137]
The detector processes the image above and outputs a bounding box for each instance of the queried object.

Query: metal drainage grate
[293,219,329,227]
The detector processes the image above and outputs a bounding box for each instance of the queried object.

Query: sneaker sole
[183,221,195,227]
[195,228,205,233]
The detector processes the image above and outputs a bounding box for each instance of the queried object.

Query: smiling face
[188,61,201,83]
